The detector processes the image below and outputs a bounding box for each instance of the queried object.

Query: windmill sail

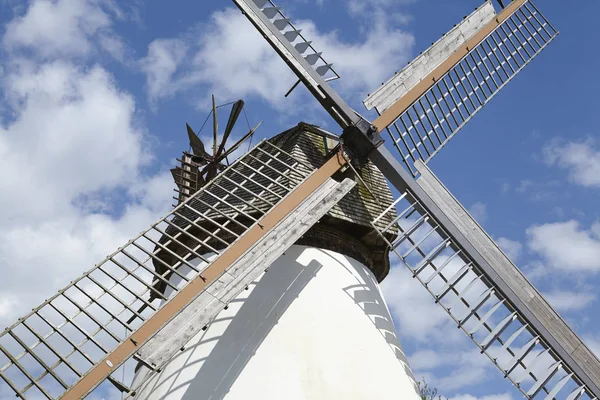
[0,140,351,399]
[234,0,600,398]
[370,160,600,399]
[231,0,359,129]
[363,1,498,114]
[368,0,558,175]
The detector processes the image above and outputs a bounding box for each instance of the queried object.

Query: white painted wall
[132,245,421,400]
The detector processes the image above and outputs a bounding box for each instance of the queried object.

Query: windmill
[0,1,598,400]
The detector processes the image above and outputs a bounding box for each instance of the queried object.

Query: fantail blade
[216,100,245,158]
[186,123,211,159]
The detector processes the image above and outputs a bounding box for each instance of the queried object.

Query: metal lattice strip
[371,192,594,400]
[0,140,315,399]
[386,0,558,176]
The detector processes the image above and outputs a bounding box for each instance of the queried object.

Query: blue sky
[0,0,599,399]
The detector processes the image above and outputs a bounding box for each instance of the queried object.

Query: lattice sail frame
[371,188,594,400]
[382,0,558,176]
[0,140,318,399]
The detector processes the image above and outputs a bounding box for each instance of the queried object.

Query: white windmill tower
[1,1,599,400]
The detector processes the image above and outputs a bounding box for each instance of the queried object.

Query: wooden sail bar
[0,140,347,399]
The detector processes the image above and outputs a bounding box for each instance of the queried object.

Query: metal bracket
[340,118,383,165]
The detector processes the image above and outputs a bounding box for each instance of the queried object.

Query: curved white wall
[132,245,420,400]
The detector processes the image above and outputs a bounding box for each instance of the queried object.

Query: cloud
[513,178,560,202]
[495,237,522,261]
[584,336,600,358]
[409,347,497,393]
[526,220,600,273]
[449,394,513,400]
[543,290,596,312]
[345,0,416,23]
[0,1,173,327]
[381,264,456,343]
[139,7,414,112]
[543,138,600,188]
[0,61,150,221]
[468,202,487,224]
[437,367,489,392]
[2,0,124,59]
[141,38,188,103]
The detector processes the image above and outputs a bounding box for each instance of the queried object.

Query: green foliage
[417,378,447,400]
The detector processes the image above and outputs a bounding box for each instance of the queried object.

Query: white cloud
[543,290,596,312]
[0,61,150,221]
[438,367,489,392]
[2,0,123,59]
[0,1,173,326]
[468,202,487,224]
[584,336,600,358]
[543,139,600,188]
[346,0,416,21]
[141,38,188,103]
[513,178,560,202]
[0,59,173,319]
[409,349,445,370]
[381,265,456,343]
[516,180,533,193]
[526,220,600,273]
[449,394,512,400]
[140,7,414,112]
[495,237,522,261]
[410,347,495,392]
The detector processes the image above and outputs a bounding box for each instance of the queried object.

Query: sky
[0,0,599,399]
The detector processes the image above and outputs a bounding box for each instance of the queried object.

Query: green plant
[417,378,447,400]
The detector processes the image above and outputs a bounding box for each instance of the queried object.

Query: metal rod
[236,160,291,192]
[182,202,243,236]
[0,344,53,399]
[21,319,83,377]
[118,251,178,292]
[107,258,167,301]
[96,267,158,310]
[7,330,69,389]
[202,189,258,225]
[151,226,212,265]
[81,278,143,326]
[220,175,276,207]
[211,182,268,216]
[162,216,225,252]
[227,168,285,200]
[132,238,196,281]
